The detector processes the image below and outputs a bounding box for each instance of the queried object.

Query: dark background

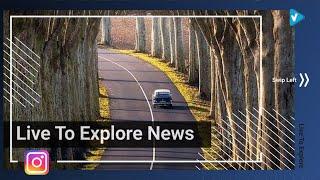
[1,0,320,179]
[4,121,211,148]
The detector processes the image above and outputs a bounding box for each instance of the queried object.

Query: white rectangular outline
[8,14,263,164]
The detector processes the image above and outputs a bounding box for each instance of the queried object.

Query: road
[97,48,203,170]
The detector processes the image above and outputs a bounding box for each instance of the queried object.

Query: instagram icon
[24,150,49,175]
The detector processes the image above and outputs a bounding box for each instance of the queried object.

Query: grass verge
[82,81,110,170]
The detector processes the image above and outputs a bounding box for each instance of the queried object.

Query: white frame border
[8,14,263,164]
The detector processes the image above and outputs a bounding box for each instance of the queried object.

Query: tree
[169,18,176,66]
[272,10,295,169]
[195,24,211,100]
[236,15,260,166]
[193,10,295,169]
[151,17,162,57]
[173,17,185,73]
[160,17,171,61]
[209,47,216,118]
[135,17,146,52]
[100,17,112,46]
[4,10,102,166]
[188,20,199,85]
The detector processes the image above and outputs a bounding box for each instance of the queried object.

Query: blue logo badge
[290,9,305,26]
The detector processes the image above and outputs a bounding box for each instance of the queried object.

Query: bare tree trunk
[151,17,162,57]
[160,17,171,61]
[169,18,176,66]
[215,44,232,160]
[209,48,216,117]
[258,11,279,169]
[235,16,260,166]
[101,17,112,46]
[188,20,199,85]
[173,18,185,73]
[272,10,295,169]
[135,17,146,52]
[195,25,211,100]
[221,20,246,161]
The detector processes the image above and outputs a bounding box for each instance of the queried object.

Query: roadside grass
[112,49,221,169]
[98,81,110,119]
[82,81,110,170]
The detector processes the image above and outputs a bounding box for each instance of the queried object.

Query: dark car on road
[152,89,173,108]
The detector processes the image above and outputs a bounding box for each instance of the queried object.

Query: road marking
[98,55,156,170]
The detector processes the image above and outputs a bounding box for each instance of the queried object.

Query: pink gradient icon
[24,150,49,175]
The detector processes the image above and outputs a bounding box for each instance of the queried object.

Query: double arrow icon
[299,73,309,87]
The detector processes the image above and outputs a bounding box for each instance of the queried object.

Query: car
[152,89,173,108]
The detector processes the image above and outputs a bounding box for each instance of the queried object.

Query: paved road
[97,48,203,170]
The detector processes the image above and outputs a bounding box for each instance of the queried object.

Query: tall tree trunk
[258,11,279,169]
[272,10,295,169]
[234,16,260,166]
[220,20,246,161]
[209,48,216,117]
[169,18,176,66]
[215,43,232,160]
[101,17,112,46]
[173,18,185,73]
[195,25,211,100]
[160,17,171,61]
[151,17,161,57]
[135,17,146,52]
[188,20,199,85]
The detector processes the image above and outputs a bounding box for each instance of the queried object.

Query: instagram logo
[24,150,49,175]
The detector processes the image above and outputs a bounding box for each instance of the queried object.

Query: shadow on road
[99,69,166,73]
[99,78,173,84]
